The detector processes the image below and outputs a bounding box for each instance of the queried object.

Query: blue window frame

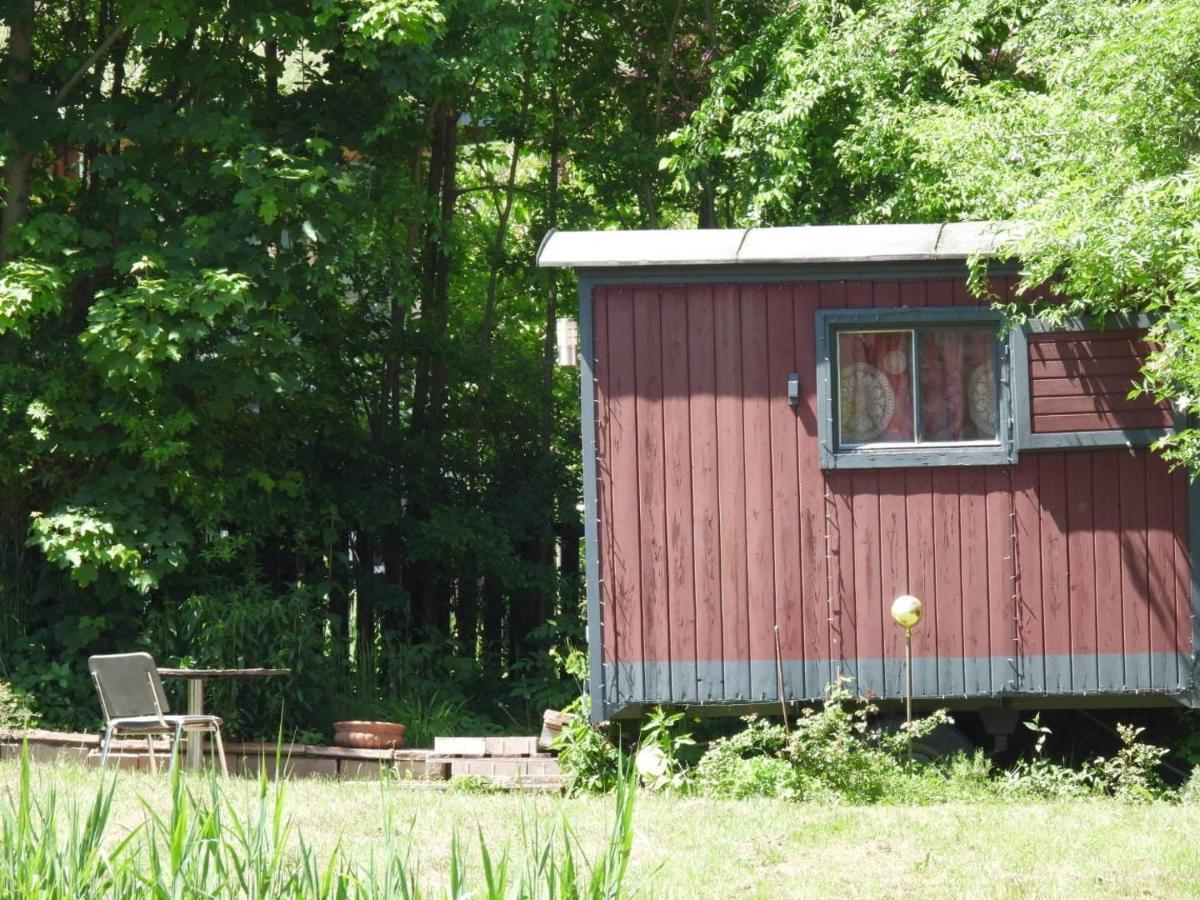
[815,307,1016,470]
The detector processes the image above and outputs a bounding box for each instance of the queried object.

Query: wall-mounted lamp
[787,373,800,406]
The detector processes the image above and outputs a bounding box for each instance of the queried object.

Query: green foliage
[668,0,1200,466]
[998,715,1094,800]
[553,703,620,797]
[999,716,1170,801]
[142,585,342,740]
[633,707,695,792]
[1087,724,1169,802]
[691,684,953,802]
[0,744,637,897]
[0,0,585,737]
[0,682,38,732]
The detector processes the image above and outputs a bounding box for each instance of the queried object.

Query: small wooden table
[158,667,290,770]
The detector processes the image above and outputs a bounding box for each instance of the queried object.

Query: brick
[483,736,540,757]
[433,737,487,757]
[490,776,564,792]
[448,757,560,779]
[31,743,91,766]
[86,751,149,772]
[420,758,453,780]
[226,753,337,780]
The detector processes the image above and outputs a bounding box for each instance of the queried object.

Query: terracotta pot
[332,720,406,749]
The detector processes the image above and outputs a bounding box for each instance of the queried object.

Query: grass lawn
[7,760,1200,897]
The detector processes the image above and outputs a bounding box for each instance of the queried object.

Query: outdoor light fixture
[890,594,923,757]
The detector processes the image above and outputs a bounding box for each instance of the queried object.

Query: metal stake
[905,625,913,764]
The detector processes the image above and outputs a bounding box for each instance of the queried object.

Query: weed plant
[558,680,1182,804]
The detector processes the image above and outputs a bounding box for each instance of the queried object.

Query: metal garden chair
[88,652,228,775]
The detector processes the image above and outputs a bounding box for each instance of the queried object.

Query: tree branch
[53,23,128,107]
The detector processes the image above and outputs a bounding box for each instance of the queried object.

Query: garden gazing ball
[635,745,669,779]
[891,594,923,629]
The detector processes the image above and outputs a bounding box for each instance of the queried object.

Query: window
[816,308,1013,469]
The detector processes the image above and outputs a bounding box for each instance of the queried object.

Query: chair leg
[99,724,114,769]
[169,722,184,774]
[213,726,228,777]
[146,736,157,774]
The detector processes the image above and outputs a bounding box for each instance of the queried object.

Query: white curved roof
[536,221,1023,269]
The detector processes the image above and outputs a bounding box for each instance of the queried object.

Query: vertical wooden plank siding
[1118,450,1150,691]
[878,469,910,693]
[796,282,825,698]
[1092,451,1123,691]
[686,287,724,701]
[958,468,990,693]
[1173,469,1191,686]
[1066,454,1098,692]
[766,284,802,697]
[985,467,1015,692]
[1147,454,1178,688]
[633,288,670,701]
[1038,453,1071,692]
[714,285,752,699]
[593,289,616,683]
[818,281,849,687]
[740,285,778,699]
[589,279,1192,713]
[600,288,644,702]
[931,469,965,694]
[659,288,697,702]
[1011,454,1045,692]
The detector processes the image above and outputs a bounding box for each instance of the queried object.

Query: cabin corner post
[577,276,608,722]
[1189,471,1200,706]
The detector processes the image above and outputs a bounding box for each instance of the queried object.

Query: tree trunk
[0,0,35,265]
[556,521,582,634]
[409,101,458,639]
[698,166,717,228]
[456,567,480,659]
[481,574,505,673]
[354,531,377,694]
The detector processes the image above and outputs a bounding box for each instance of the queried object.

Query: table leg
[186,678,204,771]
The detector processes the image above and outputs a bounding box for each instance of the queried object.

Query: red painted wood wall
[591,279,1192,712]
[1027,330,1173,433]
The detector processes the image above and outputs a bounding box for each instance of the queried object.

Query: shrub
[1180,768,1200,804]
[1087,723,1169,801]
[691,682,952,802]
[997,715,1096,799]
[553,697,622,796]
[634,707,696,791]
[0,681,38,732]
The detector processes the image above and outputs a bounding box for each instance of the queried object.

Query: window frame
[1010,314,1181,450]
[816,306,1016,470]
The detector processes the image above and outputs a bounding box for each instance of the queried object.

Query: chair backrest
[88,652,170,721]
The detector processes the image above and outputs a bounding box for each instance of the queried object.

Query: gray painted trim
[577,277,606,723]
[1021,313,1157,333]
[597,654,1192,719]
[1011,317,1177,451]
[814,307,1016,470]
[569,261,1022,286]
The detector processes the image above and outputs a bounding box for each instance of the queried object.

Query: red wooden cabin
[538,223,1196,731]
